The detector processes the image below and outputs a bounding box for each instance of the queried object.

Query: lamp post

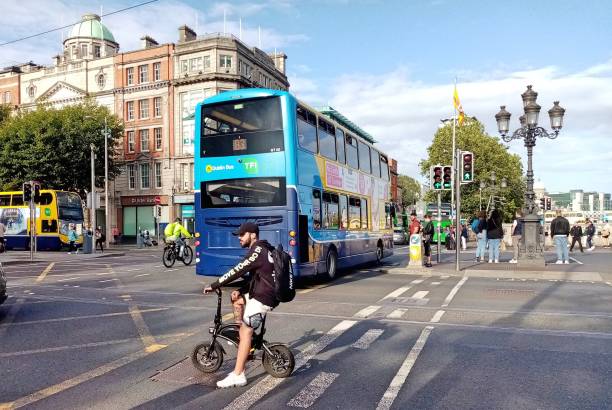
[90,143,96,254]
[495,85,565,266]
[103,118,110,249]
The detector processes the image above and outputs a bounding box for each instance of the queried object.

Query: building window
[138,65,148,83]
[140,129,149,152]
[219,55,232,68]
[126,101,134,121]
[189,57,203,72]
[94,45,101,58]
[27,85,35,98]
[127,131,135,152]
[154,97,162,117]
[153,62,161,81]
[96,73,105,89]
[203,55,211,69]
[126,67,134,85]
[154,127,162,150]
[140,163,150,189]
[155,162,162,188]
[72,45,78,58]
[139,99,149,119]
[81,44,88,57]
[3,92,10,104]
[180,60,188,73]
[128,164,136,189]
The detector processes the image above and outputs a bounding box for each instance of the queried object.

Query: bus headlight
[196,258,200,263]
[289,230,296,237]
[195,232,201,238]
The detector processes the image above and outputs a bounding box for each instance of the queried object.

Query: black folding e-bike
[191,288,295,378]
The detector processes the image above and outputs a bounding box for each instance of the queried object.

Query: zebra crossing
[186,274,468,410]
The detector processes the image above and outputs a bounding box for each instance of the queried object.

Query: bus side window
[39,193,53,205]
[336,129,345,164]
[42,219,58,233]
[348,197,361,230]
[0,195,10,206]
[322,192,339,229]
[360,198,369,230]
[312,189,322,230]
[380,155,390,181]
[339,195,348,230]
[297,106,317,153]
[12,195,24,206]
[345,135,358,169]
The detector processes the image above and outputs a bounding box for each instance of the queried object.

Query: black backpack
[270,244,295,303]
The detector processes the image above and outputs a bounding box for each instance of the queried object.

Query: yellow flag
[453,86,465,126]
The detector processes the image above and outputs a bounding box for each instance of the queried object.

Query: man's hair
[175,217,182,222]
[556,210,562,217]
[424,213,431,219]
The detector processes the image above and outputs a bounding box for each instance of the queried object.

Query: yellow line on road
[35,263,55,283]
[297,283,328,294]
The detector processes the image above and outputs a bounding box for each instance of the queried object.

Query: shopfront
[174,194,195,234]
[121,195,168,242]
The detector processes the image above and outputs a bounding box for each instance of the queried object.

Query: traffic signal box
[443,166,452,190]
[22,182,32,202]
[431,166,443,190]
[33,184,41,203]
[461,152,474,183]
[539,197,545,210]
[546,197,552,211]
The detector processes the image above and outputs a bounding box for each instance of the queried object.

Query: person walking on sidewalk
[460,224,468,251]
[550,210,570,264]
[422,214,434,268]
[95,227,105,252]
[486,209,503,263]
[474,211,488,262]
[601,223,610,248]
[569,223,584,253]
[585,219,596,251]
[0,221,6,253]
[67,224,78,254]
[509,211,523,264]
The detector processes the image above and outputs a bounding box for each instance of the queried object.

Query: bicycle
[191,288,295,378]
[162,237,193,268]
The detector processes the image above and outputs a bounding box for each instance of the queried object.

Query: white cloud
[325,61,612,193]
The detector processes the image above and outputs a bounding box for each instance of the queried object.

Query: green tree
[0,101,124,197]
[397,174,421,208]
[419,119,524,222]
[0,104,11,125]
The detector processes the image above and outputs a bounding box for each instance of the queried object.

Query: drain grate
[485,288,536,298]
[383,297,430,306]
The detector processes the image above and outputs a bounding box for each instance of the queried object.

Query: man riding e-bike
[164,217,192,258]
[203,222,277,388]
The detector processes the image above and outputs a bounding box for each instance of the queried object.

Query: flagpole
[452,79,457,214]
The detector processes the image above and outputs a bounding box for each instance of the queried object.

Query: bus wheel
[325,249,338,281]
[376,243,384,265]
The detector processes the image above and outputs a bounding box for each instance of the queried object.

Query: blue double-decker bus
[194,89,393,280]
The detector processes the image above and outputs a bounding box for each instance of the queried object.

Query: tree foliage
[0,101,124,197]
[0,104,11,125]
[397,174,421,208]
[419,119,525,222]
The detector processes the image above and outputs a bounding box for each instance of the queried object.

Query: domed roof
[534,179,546,190]
[68,14,116,43]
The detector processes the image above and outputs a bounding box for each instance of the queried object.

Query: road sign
[154,196,161,205]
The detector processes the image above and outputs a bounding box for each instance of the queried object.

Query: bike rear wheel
[162,247,176,268]
[182,245,194,266]
[262,344,294,378]
[191,341,223,373]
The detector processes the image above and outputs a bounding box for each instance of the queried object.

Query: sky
[1,0,611,193]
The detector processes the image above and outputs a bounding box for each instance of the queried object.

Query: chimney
[141,35,159,49]
[269,52,287,75]
[178,25,197,43]
[53,55,61,66]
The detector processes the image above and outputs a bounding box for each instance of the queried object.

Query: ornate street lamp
[494,85,566,266]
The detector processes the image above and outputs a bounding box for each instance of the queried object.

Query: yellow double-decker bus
[0,190,84,250]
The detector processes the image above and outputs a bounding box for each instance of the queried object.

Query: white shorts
[243,294,272,329]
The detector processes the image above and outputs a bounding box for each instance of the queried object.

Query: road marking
[134,273,151,278]
[569,257,583,265]
[411,291,429,299]
[35,263,55,283]
[0,308,168,328]
[387,308,407,319]
[99,279,119,283]
[410,279,424,284]
[224,320,356,410]
[441,277,468,308]
[298,284,327,294]
[287,372,340,408]
[0,332,192,409]
[440,275,450,279]
[97,272,113,276]
[376,326,434,410]
[382,286,412,300]
[56,277,81,282]
[430,310,445,323]
[431,282,441,286]
[354,305,382,318]
[351,329,384,350]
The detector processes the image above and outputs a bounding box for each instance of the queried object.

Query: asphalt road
[1,247,612,409]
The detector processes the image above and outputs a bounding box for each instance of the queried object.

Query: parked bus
[543,210,586,225]
[0,190,84,250]
[194,89,394,280]
[426,202,452,243]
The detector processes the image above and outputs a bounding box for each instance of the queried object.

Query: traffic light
[546,197,551,211]
[22,182,32,202]
[33,183,41,203]
[461,151,474,183]
[157,206,162,217]
[539,197,545,210]
[430,165,443,190]
[443,166,452,190]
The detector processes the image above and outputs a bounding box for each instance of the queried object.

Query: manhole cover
[151,357,262,387]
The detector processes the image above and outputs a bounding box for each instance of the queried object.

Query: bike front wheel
[162,247,176,268]
[191,341,223,373]
[262,344,295,378]
[182,245,194,266]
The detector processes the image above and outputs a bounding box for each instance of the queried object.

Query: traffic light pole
[437,192,441,263]
[455,149,461,272]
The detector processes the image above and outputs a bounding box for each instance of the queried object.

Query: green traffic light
[434,182,441,189]
[464,172,471,180]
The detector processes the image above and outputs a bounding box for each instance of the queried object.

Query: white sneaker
[555,260,563,264]
[563,261,569,264]
[509,259,517,264]
[217,372,247,388]
[494,260,499,263]
[488,259,493,263]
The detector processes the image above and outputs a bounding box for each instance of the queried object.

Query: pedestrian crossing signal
[461,151,474,183]
[22,182,32,202]
[443,166,452,190]
[430,166,443,190]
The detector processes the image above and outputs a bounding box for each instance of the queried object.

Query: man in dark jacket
[585,219,596,251]
[204,222,276,388]
[550,210,570,264]
[569,223,584,253]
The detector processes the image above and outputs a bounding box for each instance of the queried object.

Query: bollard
[408,234,423,267]
[82,230,93,254]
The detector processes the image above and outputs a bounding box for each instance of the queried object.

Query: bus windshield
[201,177,286,208]
[56,192,84,221]
[200,97,284,157]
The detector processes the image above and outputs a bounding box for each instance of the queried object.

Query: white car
[393,227,408,245]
